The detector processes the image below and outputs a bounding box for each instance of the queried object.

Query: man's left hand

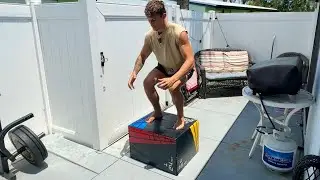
[157,77,176,90]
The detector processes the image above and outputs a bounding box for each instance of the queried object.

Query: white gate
[95,1,168,149]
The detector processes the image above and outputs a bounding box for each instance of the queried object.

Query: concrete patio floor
[3,95,296,180]
[197,101,303,180]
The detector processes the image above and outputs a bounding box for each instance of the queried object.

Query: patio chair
[195,48,254,99]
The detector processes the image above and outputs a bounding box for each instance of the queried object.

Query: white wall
[305,53,320,155]
[0,3,49,151]
[212,12,316,62]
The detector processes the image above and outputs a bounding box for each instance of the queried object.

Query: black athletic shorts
[155,63,194,79]
[155,63,174,77]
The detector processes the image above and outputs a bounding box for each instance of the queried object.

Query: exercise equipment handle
[0,113,34,159]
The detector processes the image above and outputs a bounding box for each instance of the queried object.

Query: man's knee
[144,73,159,92]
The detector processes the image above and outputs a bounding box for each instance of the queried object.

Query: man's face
[147,14,166,31]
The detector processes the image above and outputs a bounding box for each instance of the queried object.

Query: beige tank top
[145,22,187,75]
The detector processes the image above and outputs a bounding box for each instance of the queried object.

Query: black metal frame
[0,113,34,176]
[292,154,320,180]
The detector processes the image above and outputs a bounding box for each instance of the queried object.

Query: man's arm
[171,31,195,82]
[132,37,152,75]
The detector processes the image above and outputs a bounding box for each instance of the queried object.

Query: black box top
[129,112,198,139]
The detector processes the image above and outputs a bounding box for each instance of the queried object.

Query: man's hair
[144,0,166,17]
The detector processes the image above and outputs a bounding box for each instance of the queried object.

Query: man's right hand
[128,72,137,90]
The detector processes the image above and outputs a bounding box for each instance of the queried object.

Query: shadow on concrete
[1,157,48,180]
[120,139,130,157]
[205,86,244,98]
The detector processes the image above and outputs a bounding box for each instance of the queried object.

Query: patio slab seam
[90,157,123,180]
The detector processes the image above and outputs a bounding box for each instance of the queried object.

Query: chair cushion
[199,50,249,73]
[186,68,199,92]
[205,71,247,80]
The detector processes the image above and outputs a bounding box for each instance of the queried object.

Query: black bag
[246,56,303,96]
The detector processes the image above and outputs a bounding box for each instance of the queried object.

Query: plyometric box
[128,112,199,175]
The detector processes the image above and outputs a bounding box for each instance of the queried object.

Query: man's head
[144,0,167,31]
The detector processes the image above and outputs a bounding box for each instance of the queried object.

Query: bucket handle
[273,126,292,140]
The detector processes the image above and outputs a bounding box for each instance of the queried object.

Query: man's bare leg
[169,79,186,130]
[144,68,166,123]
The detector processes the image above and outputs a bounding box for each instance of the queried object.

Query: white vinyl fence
[32,0,216,150]
[0,0,317,150]
[0,3,50,151]
[212,12,316,62]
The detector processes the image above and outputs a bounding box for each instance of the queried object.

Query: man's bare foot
[173,117,185,130]
[146,111,162,123]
